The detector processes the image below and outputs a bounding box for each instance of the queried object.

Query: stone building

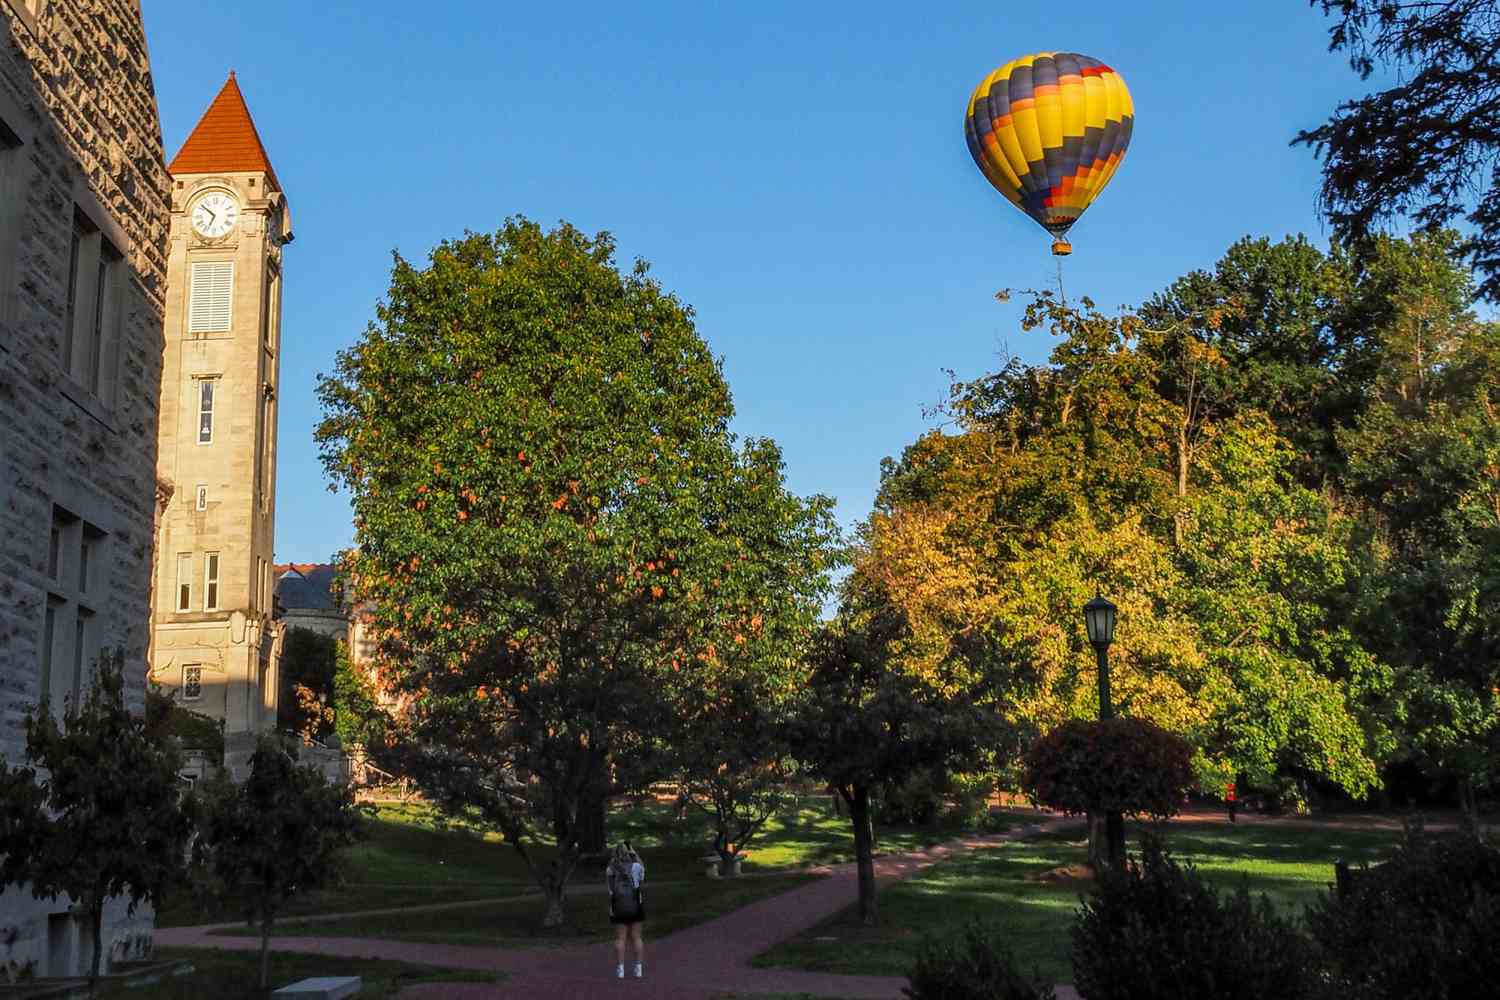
[273,561,346,642]
[146,73,290,758]
[0,0,170,980]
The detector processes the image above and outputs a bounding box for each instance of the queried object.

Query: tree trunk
[1086,812,1107,871]
[87,895,104,994]
[259,913,273,990]
[577,790,607,855]
[849,785,878,926]
[539,859,569,928]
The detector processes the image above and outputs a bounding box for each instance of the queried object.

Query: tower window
[188,261,234,333]
[204,552,220,611]
[176,552,192,611]
[197,378,217,444]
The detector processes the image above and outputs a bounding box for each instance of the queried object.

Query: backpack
[609,859,642,919]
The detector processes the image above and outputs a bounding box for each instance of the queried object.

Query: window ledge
[57,378,115,432]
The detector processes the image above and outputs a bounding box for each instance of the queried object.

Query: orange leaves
[651,585,665,599]
[551,495,568,511]
[457,510,469,521]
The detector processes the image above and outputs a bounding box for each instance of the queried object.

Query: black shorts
[610,908,645,926]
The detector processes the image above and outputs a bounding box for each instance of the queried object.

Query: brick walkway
[158,817,1084,999]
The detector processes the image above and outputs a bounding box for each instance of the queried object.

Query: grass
[99,947,498,998]
[161,796,1034,928]
[219,872,822,946]
[754,817,1408,984]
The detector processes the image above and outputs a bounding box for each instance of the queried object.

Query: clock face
[190,192,239,238]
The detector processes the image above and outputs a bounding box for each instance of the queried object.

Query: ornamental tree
[0,651,195,991]
[791,598,1001,926]
[1022,717,1195,867]
[316,218,836,927]
[192,735,364,991]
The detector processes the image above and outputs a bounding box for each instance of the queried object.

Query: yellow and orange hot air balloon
[964,52,1134,256]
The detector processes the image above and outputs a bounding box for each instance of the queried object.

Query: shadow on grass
[753,816,1410,985]
[99,947,499,999]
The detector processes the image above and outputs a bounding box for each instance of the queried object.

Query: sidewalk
[159,816,1084,999]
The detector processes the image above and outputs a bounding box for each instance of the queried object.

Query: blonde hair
[611,841,640,866]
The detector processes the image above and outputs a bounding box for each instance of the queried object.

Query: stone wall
[0,0,168,981]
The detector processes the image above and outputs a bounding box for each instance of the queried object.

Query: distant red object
[1225,782,1237,803]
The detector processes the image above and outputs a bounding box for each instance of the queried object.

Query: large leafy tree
[1296,1,1500,301]
[0,652,195,991]
[316,218,836,926]
[1334,238,1500,809]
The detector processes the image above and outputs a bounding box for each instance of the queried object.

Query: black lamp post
[1083,595,1124,868]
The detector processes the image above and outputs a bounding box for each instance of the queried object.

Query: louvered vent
[188,261,234,333]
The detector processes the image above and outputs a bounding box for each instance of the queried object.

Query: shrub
[904,919,1056,1000]
[1022,717,1194,819]
[1070,837,1317,1000]
[879,769,943,825]
[1305,829,1500,1000]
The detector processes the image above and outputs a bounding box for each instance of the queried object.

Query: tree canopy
[316,218,837,925]
[1297,1,1500,301]
[871,231,1499,809]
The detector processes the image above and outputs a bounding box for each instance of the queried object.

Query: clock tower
[150,73,292,761]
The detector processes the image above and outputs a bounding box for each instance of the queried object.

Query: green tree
[1333,238,1500,809]
[192,735,364,991]
[316,218,836,926]
[0,651,195,992]
[791,600,999,925]
[674,677,792,873]
[1296,1,1500,301]
[277,626,339,739]
[331,639,381,749]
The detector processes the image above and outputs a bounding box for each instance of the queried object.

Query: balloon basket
[1050,239,1073,257]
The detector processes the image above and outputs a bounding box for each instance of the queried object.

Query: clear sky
[142,1,1368,564]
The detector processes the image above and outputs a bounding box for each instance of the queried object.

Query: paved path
[159,816,1084,999]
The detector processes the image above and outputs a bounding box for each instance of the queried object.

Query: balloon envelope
[965,53,1134,244]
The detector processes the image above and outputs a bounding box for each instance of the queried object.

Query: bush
[878,769,943,825]
[904,919,1056,1000]
[1305,829,1500,1000]
[1022,717,1195,819]
[1070,837,1317,1000]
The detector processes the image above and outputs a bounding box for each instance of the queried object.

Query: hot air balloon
[964,52,1134,256]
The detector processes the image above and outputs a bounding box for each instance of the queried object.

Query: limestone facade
[146,75,290,766]
[0,0,169,981]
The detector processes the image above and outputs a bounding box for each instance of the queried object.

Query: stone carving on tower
[149,72,292,770]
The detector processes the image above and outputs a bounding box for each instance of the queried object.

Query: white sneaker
[633,962,643,978]
[615,964,624,979]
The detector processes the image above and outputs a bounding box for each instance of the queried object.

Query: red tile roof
[168,72,281,190]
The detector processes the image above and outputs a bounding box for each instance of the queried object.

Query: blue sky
[143,1,1368,563]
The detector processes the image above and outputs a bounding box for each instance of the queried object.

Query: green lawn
[100,948,498,998]
[227,872,822,946]
[754,818,1407,984]
[161,796,1032,928]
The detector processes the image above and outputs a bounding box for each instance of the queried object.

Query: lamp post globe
[1083,595,1117,648]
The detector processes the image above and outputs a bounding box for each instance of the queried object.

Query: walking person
[607,841,646,979]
